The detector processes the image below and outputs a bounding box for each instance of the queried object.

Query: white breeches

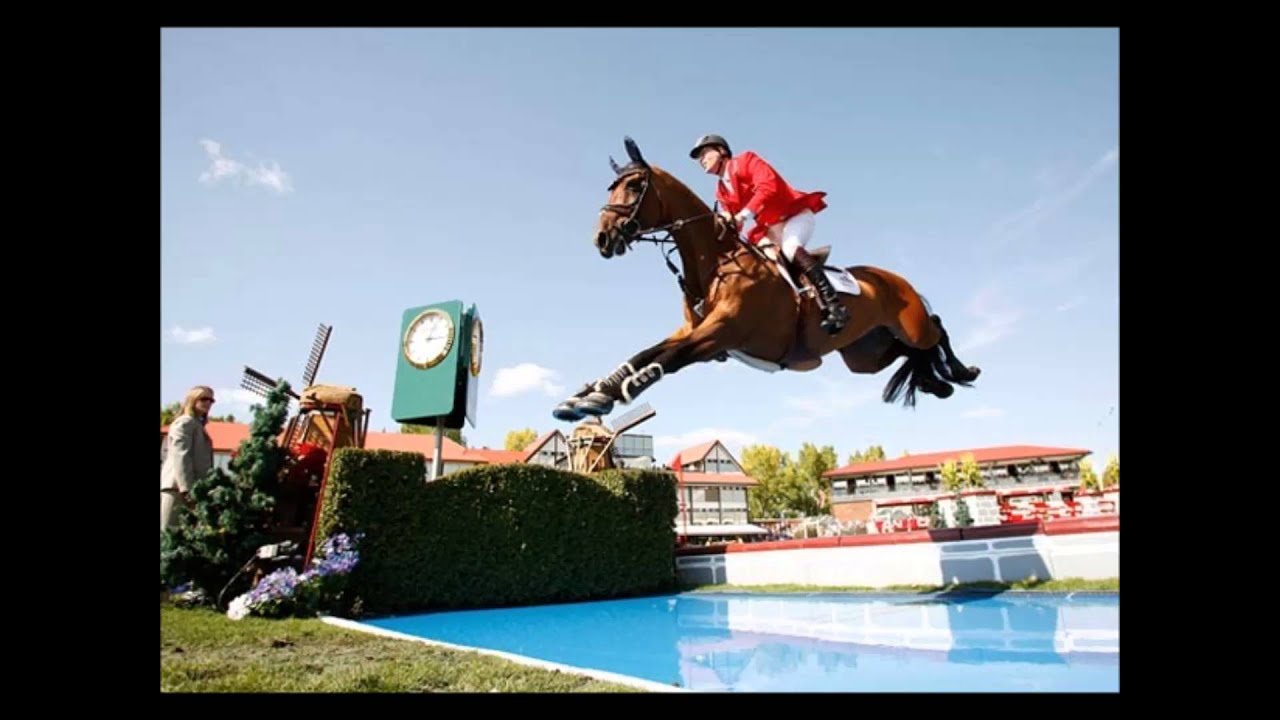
[759,210,815,262]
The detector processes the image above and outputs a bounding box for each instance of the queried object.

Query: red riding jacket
[714,151,828,245]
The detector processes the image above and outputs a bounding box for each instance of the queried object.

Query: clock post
[391,300,483,480]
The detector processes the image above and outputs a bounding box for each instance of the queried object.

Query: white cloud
[957,286,1022,353]
[170,326,216,345]
[655,428,760,458]
[989,147,1118,247]
[198,138,294,194]
[490,363,565,398]
[962,405,1005,419]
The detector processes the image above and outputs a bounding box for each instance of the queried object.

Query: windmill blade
[302,323,332,387]
[609,402,655,435]
[241,366,301,400]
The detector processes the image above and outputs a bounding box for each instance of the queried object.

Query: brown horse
[552,137,980,422]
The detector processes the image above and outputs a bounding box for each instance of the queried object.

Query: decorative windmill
[568,402,656,473]
[240,323,370,566]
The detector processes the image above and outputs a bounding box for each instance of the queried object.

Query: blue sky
[161,28,1118,466]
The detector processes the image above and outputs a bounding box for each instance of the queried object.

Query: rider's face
[698,147,724,174]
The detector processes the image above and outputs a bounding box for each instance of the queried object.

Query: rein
[602,168,727,310]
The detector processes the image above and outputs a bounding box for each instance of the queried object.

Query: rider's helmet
[689,134,731,159]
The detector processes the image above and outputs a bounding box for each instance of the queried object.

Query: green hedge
[315,449,678,614]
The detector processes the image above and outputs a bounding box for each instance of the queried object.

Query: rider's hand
[717,210,735,227]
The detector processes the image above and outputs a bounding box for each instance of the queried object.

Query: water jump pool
[341,591,1118,692]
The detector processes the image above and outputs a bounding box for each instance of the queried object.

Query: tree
[161,381,291,606]
[1078,460,1099,492]
[400,423,466,447]
[939,459,962,492]
[787,443,838,516]
[959,454,986,489]
[845,445,886,466]
[505,428,538,452]
[161,402,181,426]
[742,443,835,518]
[953,497,974,527]
[928,501,946,529]
[1102,454,1119,488]
[741,445,789,519]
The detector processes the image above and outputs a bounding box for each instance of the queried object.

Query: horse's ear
[609,155,622,174]
[623,136,647,167]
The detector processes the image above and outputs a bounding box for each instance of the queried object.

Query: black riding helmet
[689,134,731,159]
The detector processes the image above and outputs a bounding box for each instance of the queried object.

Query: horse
[551,137,980,423]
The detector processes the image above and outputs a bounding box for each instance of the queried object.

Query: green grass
[160,605,640,693]
[682,577,1118,594]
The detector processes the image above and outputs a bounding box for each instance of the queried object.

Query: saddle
[708,243,837,372]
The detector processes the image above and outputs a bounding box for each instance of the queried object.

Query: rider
[688,133,849,334]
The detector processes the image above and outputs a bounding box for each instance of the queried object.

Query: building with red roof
[822,444,1092,524]
[161,421,527,478]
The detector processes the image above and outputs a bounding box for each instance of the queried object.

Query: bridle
[600,165,731,309]
[601,166,720,248]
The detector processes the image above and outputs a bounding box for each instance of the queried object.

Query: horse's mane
[648,165,714,220]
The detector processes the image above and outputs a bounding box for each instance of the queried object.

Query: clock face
[403,309,455,369]
[469,317,484,377]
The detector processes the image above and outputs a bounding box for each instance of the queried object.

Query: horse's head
[594,137,665,259]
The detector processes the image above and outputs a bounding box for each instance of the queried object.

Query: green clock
[392,300,481,429]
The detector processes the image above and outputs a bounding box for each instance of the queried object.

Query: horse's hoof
[968,366,981,380]
[553,402,585,422]
[933,382,955,399]
[575,392,615,417]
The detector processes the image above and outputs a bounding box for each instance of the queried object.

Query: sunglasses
[198,397,215,403]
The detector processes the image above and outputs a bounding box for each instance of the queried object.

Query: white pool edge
[319,615,688,693]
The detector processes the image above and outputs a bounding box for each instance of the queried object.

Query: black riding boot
[791,246,849,334]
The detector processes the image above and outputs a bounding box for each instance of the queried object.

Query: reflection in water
[363,592,1118,692]
[675,594,1117,691]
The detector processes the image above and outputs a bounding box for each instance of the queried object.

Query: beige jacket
[160,415,214,493]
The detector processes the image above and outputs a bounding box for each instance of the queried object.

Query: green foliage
[1102,454,1119,488]
[928,501,946,529]
[400,423,466,446]
[953,497,974,528]
[742,443,836,518]
[958,454,986,489]
[504,428,538,452]
[1078,459,1099,492]
[939,459,962,492]
[161,383,291,604]
[316,452,677,614]
[743,445,789,518]
[162,402,181,427]
[845,445,886,466]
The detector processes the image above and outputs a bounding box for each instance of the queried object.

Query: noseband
[601,168,654,245]
[602,167,713,248]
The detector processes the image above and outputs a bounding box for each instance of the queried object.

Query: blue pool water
[361,592,1118,692]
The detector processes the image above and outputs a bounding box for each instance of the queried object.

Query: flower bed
[227,533,362,620]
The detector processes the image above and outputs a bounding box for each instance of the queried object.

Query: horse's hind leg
[838,327,906,374]
[930,314,981,384]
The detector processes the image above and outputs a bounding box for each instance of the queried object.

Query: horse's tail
[881,340,958,407]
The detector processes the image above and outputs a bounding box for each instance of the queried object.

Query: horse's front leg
[560,317,736,419]
[552,329,692,421]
